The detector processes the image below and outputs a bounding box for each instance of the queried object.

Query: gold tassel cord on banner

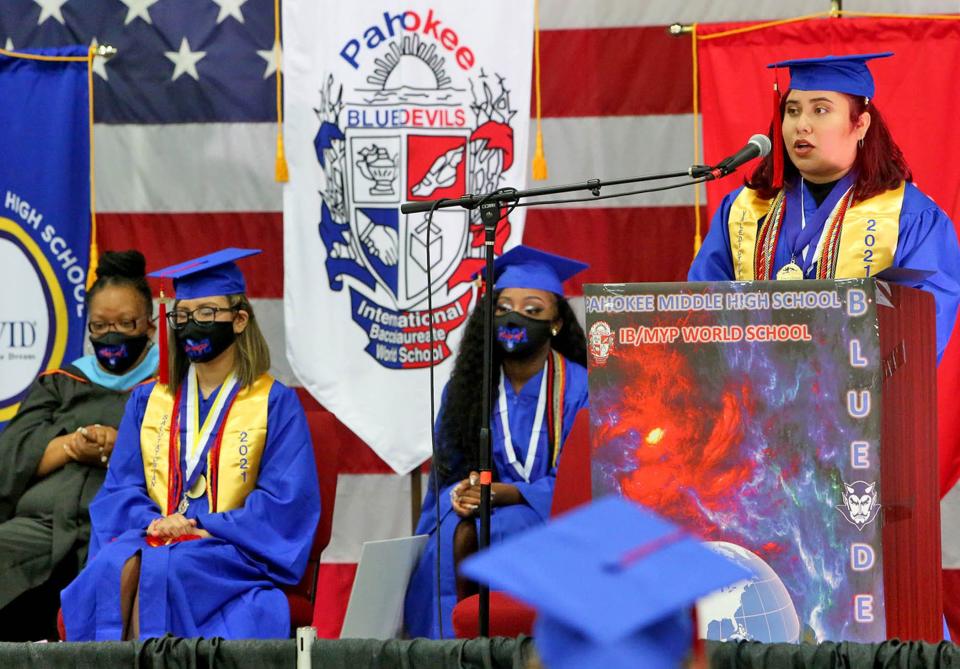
[273,0,288,183]
[86,45,116,288]
[691,23,702,257]
[696,12,832,41]
[836,10,960,21]
[531,0,548,181]
[675,10,960,43]
[0,48,87,62]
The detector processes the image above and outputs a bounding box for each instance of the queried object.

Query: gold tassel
[532,130,548,181]
[272,0,288,183]
[275,128,289,182]
[531,0,548,180]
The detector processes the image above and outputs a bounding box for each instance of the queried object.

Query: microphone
[690,134,771,180]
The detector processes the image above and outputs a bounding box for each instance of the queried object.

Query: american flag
[4,0,959,638]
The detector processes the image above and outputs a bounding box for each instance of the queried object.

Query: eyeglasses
[88,316,149,336]
[166,306,238,331]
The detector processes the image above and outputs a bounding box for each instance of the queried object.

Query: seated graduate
[688,52,960,360]
[61,248,320,641]
[404,245,590,639]
[0,250,158,641]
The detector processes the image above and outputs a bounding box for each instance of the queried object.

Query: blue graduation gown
[60,378,320,641]
[404,357,589,639]
[689,182,960,359]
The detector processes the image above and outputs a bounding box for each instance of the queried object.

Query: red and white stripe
[95,0,960,637]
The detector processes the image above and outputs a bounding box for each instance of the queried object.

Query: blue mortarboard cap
[147,248,261,299]
[459,497,751,669]
[767,52,893,99]
[492,245,588,296]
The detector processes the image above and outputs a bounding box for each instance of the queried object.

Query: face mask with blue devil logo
[176,321,237,363]
[494,312,553,359]
[91,332,150,374]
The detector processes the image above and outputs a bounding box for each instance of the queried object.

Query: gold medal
[187,474,207,499]
[776,262,803,281]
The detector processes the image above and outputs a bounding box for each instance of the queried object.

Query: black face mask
[91,332,150,374]
[176,322,237,363]
[494,312,553,358]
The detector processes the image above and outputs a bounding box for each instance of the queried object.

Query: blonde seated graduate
[689,52,960,361]
[0,250,158,641]
[61,248,320,641]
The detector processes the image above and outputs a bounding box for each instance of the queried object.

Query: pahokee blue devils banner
[283,1,533,474]
[0,46,91,428]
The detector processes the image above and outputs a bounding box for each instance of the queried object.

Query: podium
[584,279,941,643]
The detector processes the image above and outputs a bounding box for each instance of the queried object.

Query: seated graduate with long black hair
[404,245,590,639]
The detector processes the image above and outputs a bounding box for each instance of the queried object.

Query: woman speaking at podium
[404,246,590,639]
[689,52,960,360]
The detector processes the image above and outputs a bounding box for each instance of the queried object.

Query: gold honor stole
[726,183,905,281]
[141,374,274,514]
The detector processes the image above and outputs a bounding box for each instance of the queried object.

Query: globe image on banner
[697,542,801,643]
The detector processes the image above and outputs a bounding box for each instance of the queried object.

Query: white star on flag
[3,38,13,51]
[212,0,247,24]
[90,38,109,81]
[165,37,206,81]
[34,0,68,25]
[118,0,158,25]
[257,39,282,79]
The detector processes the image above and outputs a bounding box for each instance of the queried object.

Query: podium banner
[586,280,885,643]
[0,47,91,429]
[283,2,532,474]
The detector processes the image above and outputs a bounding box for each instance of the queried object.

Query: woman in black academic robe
[0,251,157,640]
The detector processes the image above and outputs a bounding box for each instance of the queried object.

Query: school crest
[313,22,519,369]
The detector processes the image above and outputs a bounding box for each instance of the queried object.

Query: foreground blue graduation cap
[767,52,893,99]
[459,496,751,669]
[492,245,588,296]
[148,248,261,299]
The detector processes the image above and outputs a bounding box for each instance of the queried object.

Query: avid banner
[283,3,533,474]
[0,47,91,429]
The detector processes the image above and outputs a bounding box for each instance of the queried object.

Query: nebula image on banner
[587,281,884,643]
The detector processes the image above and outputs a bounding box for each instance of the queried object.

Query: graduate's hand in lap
[147,513,198,539]
[450,472,480,517]
[450,471,523,517]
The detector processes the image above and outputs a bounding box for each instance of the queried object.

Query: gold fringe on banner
[691,23,702,257]
[86,45,99,288]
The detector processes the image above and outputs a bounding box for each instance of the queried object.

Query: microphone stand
[402,165,725,638]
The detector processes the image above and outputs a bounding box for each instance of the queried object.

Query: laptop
[339,535,429,639]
